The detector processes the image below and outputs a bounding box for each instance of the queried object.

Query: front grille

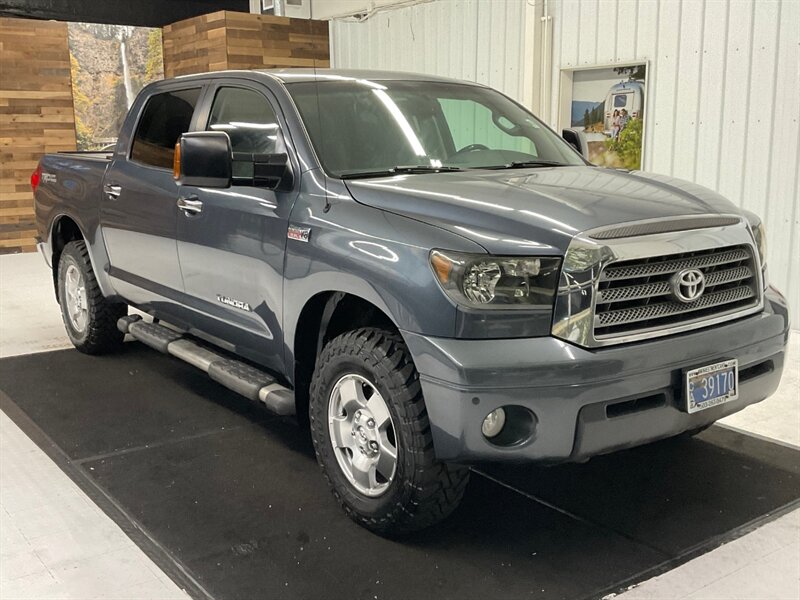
[594,245,759,339]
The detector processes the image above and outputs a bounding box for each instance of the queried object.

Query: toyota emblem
[671,268,706,303]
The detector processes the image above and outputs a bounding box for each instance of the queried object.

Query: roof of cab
[262,68,478,85]
[170,68,482,87]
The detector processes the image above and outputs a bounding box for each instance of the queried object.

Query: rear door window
[130,88,201,169]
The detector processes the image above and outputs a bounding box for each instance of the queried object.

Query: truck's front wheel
[309,327,470,536]
[57,240,126,354]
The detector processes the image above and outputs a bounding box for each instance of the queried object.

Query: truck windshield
[286,79,585,178]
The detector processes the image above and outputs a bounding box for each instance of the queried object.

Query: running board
[117,315,295,416]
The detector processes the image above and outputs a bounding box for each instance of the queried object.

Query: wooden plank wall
[163,11,329,78]
[0,17,77,254]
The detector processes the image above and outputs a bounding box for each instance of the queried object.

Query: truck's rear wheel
[57,240,126,354]
[309,327,470,535]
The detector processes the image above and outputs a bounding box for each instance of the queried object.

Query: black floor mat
[2,346,798,600]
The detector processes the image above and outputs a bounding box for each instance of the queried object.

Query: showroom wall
[329,0,799,328]
[330,1,537,107]
[0,17,77,253]
[162,11,329,77]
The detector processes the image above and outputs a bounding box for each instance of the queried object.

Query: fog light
[481,408,506,438]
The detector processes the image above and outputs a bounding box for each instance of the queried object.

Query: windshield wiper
[480,160,569,170]
[340,165,463,180]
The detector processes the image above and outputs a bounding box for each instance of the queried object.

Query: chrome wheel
[64,264,88,333]
[328,373,398,497]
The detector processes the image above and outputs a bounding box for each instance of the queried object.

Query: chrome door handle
[104,184,122,200]
[177,196,203,215]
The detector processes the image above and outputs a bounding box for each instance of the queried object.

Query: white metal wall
[330,0,800,326]
[329,0,537,107]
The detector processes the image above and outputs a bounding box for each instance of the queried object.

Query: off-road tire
[309,327,470,535]
[57,240,126,354]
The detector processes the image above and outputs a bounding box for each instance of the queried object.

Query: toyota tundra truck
[33,69,789,535]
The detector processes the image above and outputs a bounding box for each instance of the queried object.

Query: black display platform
[2,345,798,600]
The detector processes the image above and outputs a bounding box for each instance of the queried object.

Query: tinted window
[287,80,583,177]
[614,94,629,108]
[130,88,201,169]
[208,87,281,154]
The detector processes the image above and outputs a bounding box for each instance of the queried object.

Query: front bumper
[403,287,790,463]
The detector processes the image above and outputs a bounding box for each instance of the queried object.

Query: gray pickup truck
[33,69,789,535]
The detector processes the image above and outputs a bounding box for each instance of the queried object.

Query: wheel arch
[291,290,402,423]
[49,214,87,301]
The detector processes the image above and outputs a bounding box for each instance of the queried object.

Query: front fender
[283,182,485,370]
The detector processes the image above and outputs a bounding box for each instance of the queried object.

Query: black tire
[309,327,470,535]
[57,240,126,354]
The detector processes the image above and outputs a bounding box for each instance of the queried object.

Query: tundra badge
[217,295,252,311]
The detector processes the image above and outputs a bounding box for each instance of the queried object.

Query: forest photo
[68,23,164,150]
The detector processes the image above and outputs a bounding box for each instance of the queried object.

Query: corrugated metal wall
[330,0,799,326]
[329,0,535,106]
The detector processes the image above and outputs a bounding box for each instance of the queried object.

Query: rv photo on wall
[569,64,646,170]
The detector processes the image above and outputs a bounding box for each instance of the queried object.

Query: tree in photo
[144,28,164,84]
[605,117,643,170]
[613,64,646,81]
[70,54,94,150]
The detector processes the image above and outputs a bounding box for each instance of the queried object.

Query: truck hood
[344,166,741,254]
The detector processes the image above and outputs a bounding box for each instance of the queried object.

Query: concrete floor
[1,258,186,599]
[1,252,798,599]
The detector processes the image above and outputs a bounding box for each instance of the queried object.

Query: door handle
[177,196,203,215]
[104,183,122,200]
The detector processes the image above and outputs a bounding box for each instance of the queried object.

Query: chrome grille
[601,248,750,281]
[594,245,759,339]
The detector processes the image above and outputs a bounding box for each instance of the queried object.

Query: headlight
[750,219,768,288]
[430,250,562,309]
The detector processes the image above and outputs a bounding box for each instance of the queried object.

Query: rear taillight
[31,164,42,192]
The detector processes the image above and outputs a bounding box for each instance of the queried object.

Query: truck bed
[34,151,113,247]
[55,150,114,161]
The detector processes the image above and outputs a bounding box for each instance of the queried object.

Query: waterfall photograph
[67,23,164,150]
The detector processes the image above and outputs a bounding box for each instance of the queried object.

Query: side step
[118,315,295,416]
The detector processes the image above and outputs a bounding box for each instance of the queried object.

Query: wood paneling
[163,11,329,78]
[0,17,77,254]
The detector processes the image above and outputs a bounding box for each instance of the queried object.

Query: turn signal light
[173,142,181,180]
[430,252,452,284]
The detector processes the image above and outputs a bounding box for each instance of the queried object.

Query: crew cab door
[175,82,297,373]
[101,85,203,306]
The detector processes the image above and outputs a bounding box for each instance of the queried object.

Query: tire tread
[310,327,470,535]
[59,240,126,354]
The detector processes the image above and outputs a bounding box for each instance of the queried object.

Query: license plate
[685,359,738,413]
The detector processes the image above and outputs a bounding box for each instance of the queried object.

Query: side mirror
[233,152,294,191]
[175,132,232,188]
[561,128,590,160]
